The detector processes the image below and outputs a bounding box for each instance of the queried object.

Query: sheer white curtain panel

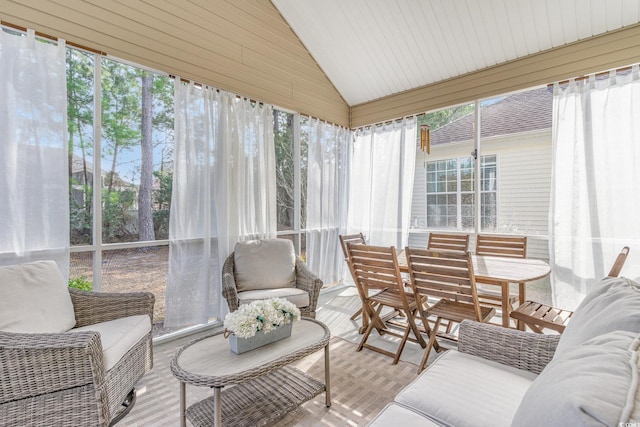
[0,29,69,275]
[550,65,640,309]
[347,117,417,248]
[165,82,219,327]
[166,83,276,327]
[305,118,351,284]
[214,92,277,261]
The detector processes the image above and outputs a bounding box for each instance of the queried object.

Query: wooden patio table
[397,250,551,329]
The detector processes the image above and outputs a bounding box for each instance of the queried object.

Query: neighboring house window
[426,155,496,230]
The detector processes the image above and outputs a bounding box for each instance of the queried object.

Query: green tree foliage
[418,103,474,131]
[274,111,307,230]
[67,50,174,244]
[66,49,94,244]
[68,276,93,291]
[152,170,173,239]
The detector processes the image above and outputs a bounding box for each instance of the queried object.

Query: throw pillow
[234,239,296,292]
[555,276,640,357]
[512,330,640,426]
[0,260,76,333]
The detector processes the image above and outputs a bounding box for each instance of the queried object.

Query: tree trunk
[139,71,155,242]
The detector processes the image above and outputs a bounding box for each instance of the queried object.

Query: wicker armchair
[222,240,323,318]
[0,262,154,427]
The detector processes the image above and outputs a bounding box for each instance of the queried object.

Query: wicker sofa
[369,276,640,426]
[0,260,154,427]
[222,239,323,318]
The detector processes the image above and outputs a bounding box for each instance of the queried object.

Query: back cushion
[234,239,296,292]
[0,260,76,333]
[555,276,640,357]
[512,330,640,426]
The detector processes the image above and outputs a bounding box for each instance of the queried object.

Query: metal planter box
[229,322,293,354]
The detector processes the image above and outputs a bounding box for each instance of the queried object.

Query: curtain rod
[170,75,267,107]
[354,113,425,132]
[548,65,635,87]
[2,20,348,130]
[1,21,106,55]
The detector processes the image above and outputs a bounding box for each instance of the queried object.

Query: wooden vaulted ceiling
[2,0,640,128]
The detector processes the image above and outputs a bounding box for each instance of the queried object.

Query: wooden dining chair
[339,233,367,322]
[404,247,495,373]
[427,233,470,252]
[510,246,630,333]
[474,234,527,327]
[346,243,427,364]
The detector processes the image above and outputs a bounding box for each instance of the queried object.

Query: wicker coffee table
[170,318,331,427]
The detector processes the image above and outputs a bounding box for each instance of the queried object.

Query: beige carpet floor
[119,286,431,426]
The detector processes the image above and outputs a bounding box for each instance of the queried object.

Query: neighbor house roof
[430,87,552,146]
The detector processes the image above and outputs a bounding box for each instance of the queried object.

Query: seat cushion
[70,315,151,371]
[395,350,537,427]
[555,276,640,357]
[0,260,76,333]
[234,239,296,292]
[513,330,640,426]
[237,288,309,308]
[368,403,443,427]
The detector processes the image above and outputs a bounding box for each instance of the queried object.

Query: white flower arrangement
[223,298,301,339]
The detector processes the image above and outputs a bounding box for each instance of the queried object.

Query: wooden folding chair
[427,232,470,252]
[346,244,427,364]
[474,234,527,327]
[404,247,495,373]
[510,246,630,333]
[339,233,367,322]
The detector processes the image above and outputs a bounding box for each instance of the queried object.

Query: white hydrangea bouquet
[223,298,301,339]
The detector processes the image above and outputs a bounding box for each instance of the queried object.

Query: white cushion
[234,239,296,292]
[237,288,309,308]
[0,260,76,333]
[556,277,640,357]
[70,315,151,371]
[513,330,640,426]
[395,350,536,427]
[368,403,442,427]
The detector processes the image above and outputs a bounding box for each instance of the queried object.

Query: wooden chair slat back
[405,247,479,308]
[427,233,470,252]
[608,246,630,277]
[475,234,527,258]
[347,243,403,292]
[339,233,366,258]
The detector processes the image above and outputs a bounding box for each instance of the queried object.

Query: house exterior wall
[409,130,552,260]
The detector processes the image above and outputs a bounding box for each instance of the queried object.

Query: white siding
[408,131,552,260]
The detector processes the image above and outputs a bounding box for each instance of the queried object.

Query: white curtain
[0,29,69,275]
[165,82,276,327]
[214,92,276,260]
[550,65,640,310]
[305,118,351,284]
[348,117,417,248]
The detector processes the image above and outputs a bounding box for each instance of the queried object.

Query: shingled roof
[430,87,552,145]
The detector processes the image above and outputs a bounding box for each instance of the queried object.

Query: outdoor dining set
[339,232,629,373]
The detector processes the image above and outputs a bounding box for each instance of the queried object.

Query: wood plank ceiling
[272,0,640,106]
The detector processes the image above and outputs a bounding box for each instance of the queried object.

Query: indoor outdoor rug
[119,335,419,426]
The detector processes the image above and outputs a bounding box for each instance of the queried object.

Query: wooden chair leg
[418,317,442,374]
[357,304,383,352]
